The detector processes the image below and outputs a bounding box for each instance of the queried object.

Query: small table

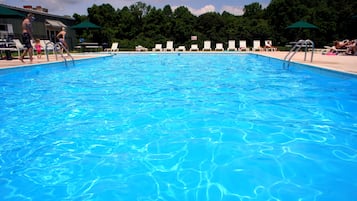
[75,42,102,52]
[0,40,17,60]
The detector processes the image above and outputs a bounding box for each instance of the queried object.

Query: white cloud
[189,4,215,15]
[171,4,216,16]
[171,4,245,16]
[2,0,250,16]
[41,0,67,13]
[221,5,244,16]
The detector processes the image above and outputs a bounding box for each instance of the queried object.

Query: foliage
[72,0,357,49]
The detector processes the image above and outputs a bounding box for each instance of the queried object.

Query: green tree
[221,11,240,42]
[172,6,197,45]
[87,4,118,43]
[74,0,356,49]
[143,8,166,43]
[117,6,136,39]
[197,12,225,43]
[161,5,174,39]
[243,2,263,18]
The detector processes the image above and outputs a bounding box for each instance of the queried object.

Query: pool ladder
[283,39,314,69]
[45,41,74,66]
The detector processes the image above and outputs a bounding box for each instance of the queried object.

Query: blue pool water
[0,53,356,201]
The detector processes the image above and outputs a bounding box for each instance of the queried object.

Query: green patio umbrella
[71,20,101,30]
[286,20,318,40]
[0,5,25,17]
[286,20,319,29]
[71,20,101,43]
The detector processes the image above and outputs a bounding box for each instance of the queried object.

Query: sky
[0,0,271,16]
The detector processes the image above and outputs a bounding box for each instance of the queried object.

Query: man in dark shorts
[19,13,35,62]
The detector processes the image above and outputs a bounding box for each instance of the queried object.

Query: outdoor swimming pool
[0,53,356,201]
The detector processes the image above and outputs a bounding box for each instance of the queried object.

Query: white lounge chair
[190,44,199,51]
[239,40,249,51]
[323,45,346,55]
[105,42,119,52]
[252,40,263,51]
[175,45,186,51]
[264,40,277,51]
[135,45,148,51]
[202,41,211,51]
[12,39,27,55]
[164,41,174,51]
[152,44,162,51]
[227,40,237,51]
[215,43,224,51]
[40,40,55,54]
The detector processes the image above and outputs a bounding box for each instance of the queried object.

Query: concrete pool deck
[0,53,103,69]
[255,51,357,75]
[0,51,356,75]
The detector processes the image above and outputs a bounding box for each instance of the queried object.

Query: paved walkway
[0,51,356,75]
[255,51,357,75]
[0,53,102,69]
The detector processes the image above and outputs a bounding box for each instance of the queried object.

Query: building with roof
[0,4,77,49]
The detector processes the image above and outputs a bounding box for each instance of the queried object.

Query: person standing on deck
[56,27,68,50]
[19,13,35,63]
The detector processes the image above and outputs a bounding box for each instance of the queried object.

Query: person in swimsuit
[19,13,35,62]
[56,27,68,50]
[34,38,42,59]
[333,40,349,49]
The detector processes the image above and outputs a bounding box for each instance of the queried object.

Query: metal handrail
[45,41,74,66]
[45,41,54,62]
[283,39,314,69]
[54,42,74,66]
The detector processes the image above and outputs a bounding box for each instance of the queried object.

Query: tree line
[72,0,357,49]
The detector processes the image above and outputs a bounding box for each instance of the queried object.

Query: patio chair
[322,45,347,55]
[264,40,277,51]
[12,39,27,55]
[40,39,55,54]
[105,42,119,52]
[252,40,263,51]
[227,40,237,51]
[202,41,211,51]
[164,41,174,51]
[190,44,199,51]
[215,43,224,51]
[239,40,249,51]
[152,44,162,51]
[175,45,186,51]
[136,45,148,51]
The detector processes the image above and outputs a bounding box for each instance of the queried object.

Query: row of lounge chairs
[138,40,277,52]
[0,39,56,56]
[1,39,275,56]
